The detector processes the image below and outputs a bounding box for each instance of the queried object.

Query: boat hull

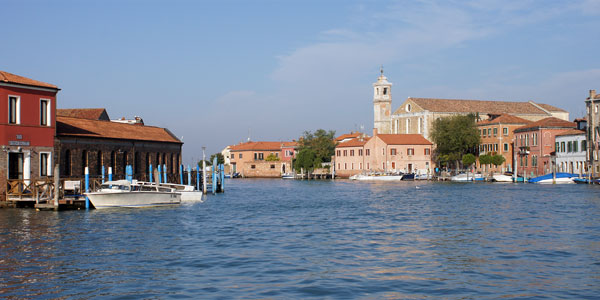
[87,191,181,209]
[350,174,404,181]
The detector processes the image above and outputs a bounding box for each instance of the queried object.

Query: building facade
[514,117,576,177]
[555,130,586,175]
[56,109,182,181]
[0,71,60,201]
[229,141,293,177]
[476,114,531,173]
[333,130,433,178]
[585,89,600,176]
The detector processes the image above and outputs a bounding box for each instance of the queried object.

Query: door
[408,163,413,173]
[8,152,24,180]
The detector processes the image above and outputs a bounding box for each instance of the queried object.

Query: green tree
[491,154,506,167]
[197,159,211,168]
[430,114,480,169]
[296,129,336,169]
[462,153,476,168]
[209,153,225,165]
[265,153,280,161]
[294,148,317,173]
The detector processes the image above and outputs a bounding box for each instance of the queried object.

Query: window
[424,148,430,155]
[239,153,243,159]
[561,142,566,152]
[366,149,370,156]
[493,128,498,137]
[555,142,559,152]
[383,87,388,95]
[567,141,572,152]
[338,163,340,170]
[344,163,347,170]
[8,96,20,124]
[382,149,385,155]
[532,155,537,167]
[391,162,396,169]
[358,149,363,156]
[573,141,578,152]
[488,128,491,137]
[343,150,348,156]
[351,163,354,170]
[504,143,509,152]
[390,148,397,155]
[503,127,508,136]
[40,99,50,126]
[350,150,354,156]
[582,140,587,152]
[270,164,275,169]
[337,150,341,156]
[407,148,414,155]
[251,165,256,169]
[40,152,51,176]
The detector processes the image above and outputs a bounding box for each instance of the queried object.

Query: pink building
[514,117,576,177]
[334,130,433,178]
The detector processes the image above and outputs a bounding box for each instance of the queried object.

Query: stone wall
[240,161,290,178]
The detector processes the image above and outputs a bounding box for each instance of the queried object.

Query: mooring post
[220,164,225,192]
[180,165,184,184]
[85,167,90,210]
[53,163,60,208]
[163,164,167,184]
[187,165,191,186]
[212,157,217,195]
[149,164,153,183]
[128,165,134,183]
[101,165,105,184]
[157,165,162,184]
[196,165,200,191]
[108,166,113,182]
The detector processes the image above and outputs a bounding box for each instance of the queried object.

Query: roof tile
[0,71,59,89]
[399,98,566,114]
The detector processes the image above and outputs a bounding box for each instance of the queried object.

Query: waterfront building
[228,141,293,177]
[334,135,371,178]
[333,129,433,178]
[585,89,600,176]
[555,129,586,175]
[514,117,576,177]
[371,71,569,141]
[56,109,182,181]
[0,71,60,201]
[280,141,298,163]
[476,114,531,173]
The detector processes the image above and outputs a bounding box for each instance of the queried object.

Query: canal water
[1,179,599,299]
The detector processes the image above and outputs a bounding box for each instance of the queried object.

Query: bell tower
[373,67,392,134]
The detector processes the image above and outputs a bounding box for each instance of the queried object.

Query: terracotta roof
[398,98,564,115]
[536,103,568,112]
[337,137,371,148]
[335,132,361,141]
[229,141,285,151]
[377,134,432,145]
[57,116,181,143]
[477,114,531,126]
[57,108,110,120]
[0,71,59,89]
[555,129,586,137]
[281,141,298,148]
[514,117,576,132]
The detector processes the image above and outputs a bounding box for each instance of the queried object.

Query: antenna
[380,65,384,75]
[247,128,251,142]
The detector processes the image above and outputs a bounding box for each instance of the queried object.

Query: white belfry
[373,67,392,134]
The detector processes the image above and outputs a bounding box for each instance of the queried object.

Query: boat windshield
[100,184,129,191]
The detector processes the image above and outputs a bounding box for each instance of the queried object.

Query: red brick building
[514,117,576,177]
[476,114,531,173]
[0,71,60,200]
[56,109,183,181]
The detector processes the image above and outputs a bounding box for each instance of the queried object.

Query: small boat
[349,172,404,181]
[86,180,181,209]
[282,173,295,179]
[401,173,415,180]
[492,174,514,182]
[450,173,483,182]
[140,182,204,201]
[415,173,432,180]
[528,173,578,184]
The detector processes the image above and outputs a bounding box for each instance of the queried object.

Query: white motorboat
[85,180,181,209]
[492,174,514,182]
[138,182,204,201]
[349,173,404,181]
[450,173,483,182]
[282,173,295,179]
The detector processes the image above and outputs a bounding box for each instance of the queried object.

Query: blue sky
[2,0,600,164]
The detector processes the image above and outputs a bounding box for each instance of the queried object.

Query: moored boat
[527,173,578,184]
[450,173,483,182]
[492,174,514,182]
[86,180,181,209]
[349,172,404,181]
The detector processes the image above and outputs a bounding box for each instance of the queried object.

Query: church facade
[372,71,570,141]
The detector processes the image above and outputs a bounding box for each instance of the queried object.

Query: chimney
[590,90,597,99]
[373,128,378,136]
